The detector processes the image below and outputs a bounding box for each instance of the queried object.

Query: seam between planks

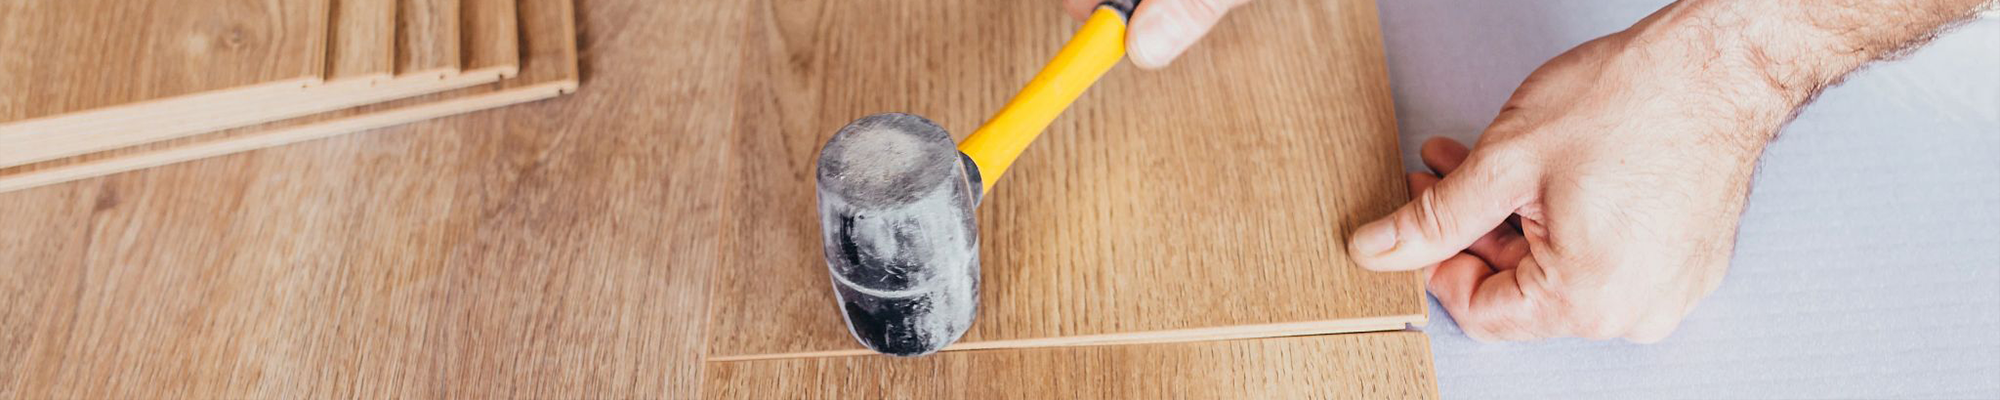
[706,313,1426,362]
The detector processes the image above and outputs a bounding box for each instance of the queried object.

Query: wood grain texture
[707,0,1420,359]
[704,332,1439,400]
[398,0,461,76]
[0,0,735,397]
[462,0,521,75]
[0,0,521,171]
[0,0,535,188]
[0,0,392,167]
[0,0,329,122]
[0,0,331,164]
[329,0,397,80]
[0,0,1433,398]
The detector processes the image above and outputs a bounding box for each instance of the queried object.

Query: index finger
[1063,0,1098,20]
[1429,253,1560,341]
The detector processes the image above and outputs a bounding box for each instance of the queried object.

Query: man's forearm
[1704,0,1992,108]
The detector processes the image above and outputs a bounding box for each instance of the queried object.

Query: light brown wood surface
[0,0,329,122]
[0,0,395,167]
[0,0,715,397]
[0,0,1428,398]
[0,0,563,193]
[462,0,521,76]
[707,0,1419,360]
[398,0,461,76]
[329,0,398,81]
[0,0,331,165]
[705,332,1438,400]
[0,0,522,173]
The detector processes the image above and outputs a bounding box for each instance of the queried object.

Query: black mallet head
[814,113,983,357]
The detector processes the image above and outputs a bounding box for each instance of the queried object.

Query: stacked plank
[0,0,579,192]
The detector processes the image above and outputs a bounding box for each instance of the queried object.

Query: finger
[1427,252,1494,339]
[1407,172,1448,283]
[1424,137,1525,269]
[1063,0,1098,21]
[1126,0,1250,69]
[1409,171,1528,270]
[1350,148,1539,272]
[1430,254,1558,342]
[1420,137,1471,175]
[1407,172,1439,196]
[1466,228,1530,270]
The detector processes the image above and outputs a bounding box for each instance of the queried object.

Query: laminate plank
[462,0,521,76]
[0,0,376,147]
[0,0,736,396]
[707,0,1421,359]
[399,0,461,76]
[0,0,560,193]
[0,0,330,163]
[0,0,329,122]
[329,0,398,81]
[703,332,1439,400]
[0,183,100,398]
[0,0,393,150]
[0,0,522,175]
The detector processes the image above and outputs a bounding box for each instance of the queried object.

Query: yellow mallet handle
[956,4,1131,195]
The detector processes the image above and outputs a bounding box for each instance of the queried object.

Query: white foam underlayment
[1376,1,2000,398]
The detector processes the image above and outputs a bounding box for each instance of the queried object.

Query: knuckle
[1411,190,1459,240]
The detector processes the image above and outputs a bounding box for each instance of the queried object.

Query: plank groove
[0,0,332,165]
[462,0,521,76]
[0,0,329,122]
[0,0,730,397]
[0,0,395,168]
[398,0,461,76]
[0,0,566,193]
[707,0,1421,359]
[329,0,397,80]
[0,0,524,175]
[0,0,1432,397]
[703,332,1439,400]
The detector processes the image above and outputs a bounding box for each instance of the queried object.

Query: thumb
[1125,0,1248,69]
[1349,150,1536,271]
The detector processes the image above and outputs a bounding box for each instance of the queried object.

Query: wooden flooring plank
[703,332,1439,400]
[0,0,382,144]
[0,0,331,164]
[0,0,329,122]
[707,0,1421,359]
[0,0,557,193]
[329,0,398,80]
[398,0,461,76]
[0,0,739,397]
[0,183,101,398]
[0,0,511,170]
[462,0,521,76]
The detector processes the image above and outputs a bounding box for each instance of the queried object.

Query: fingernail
[1127,17,1188,69]
[1352,220,1398,257]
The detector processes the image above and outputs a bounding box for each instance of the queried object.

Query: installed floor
[0,0,1433,398]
